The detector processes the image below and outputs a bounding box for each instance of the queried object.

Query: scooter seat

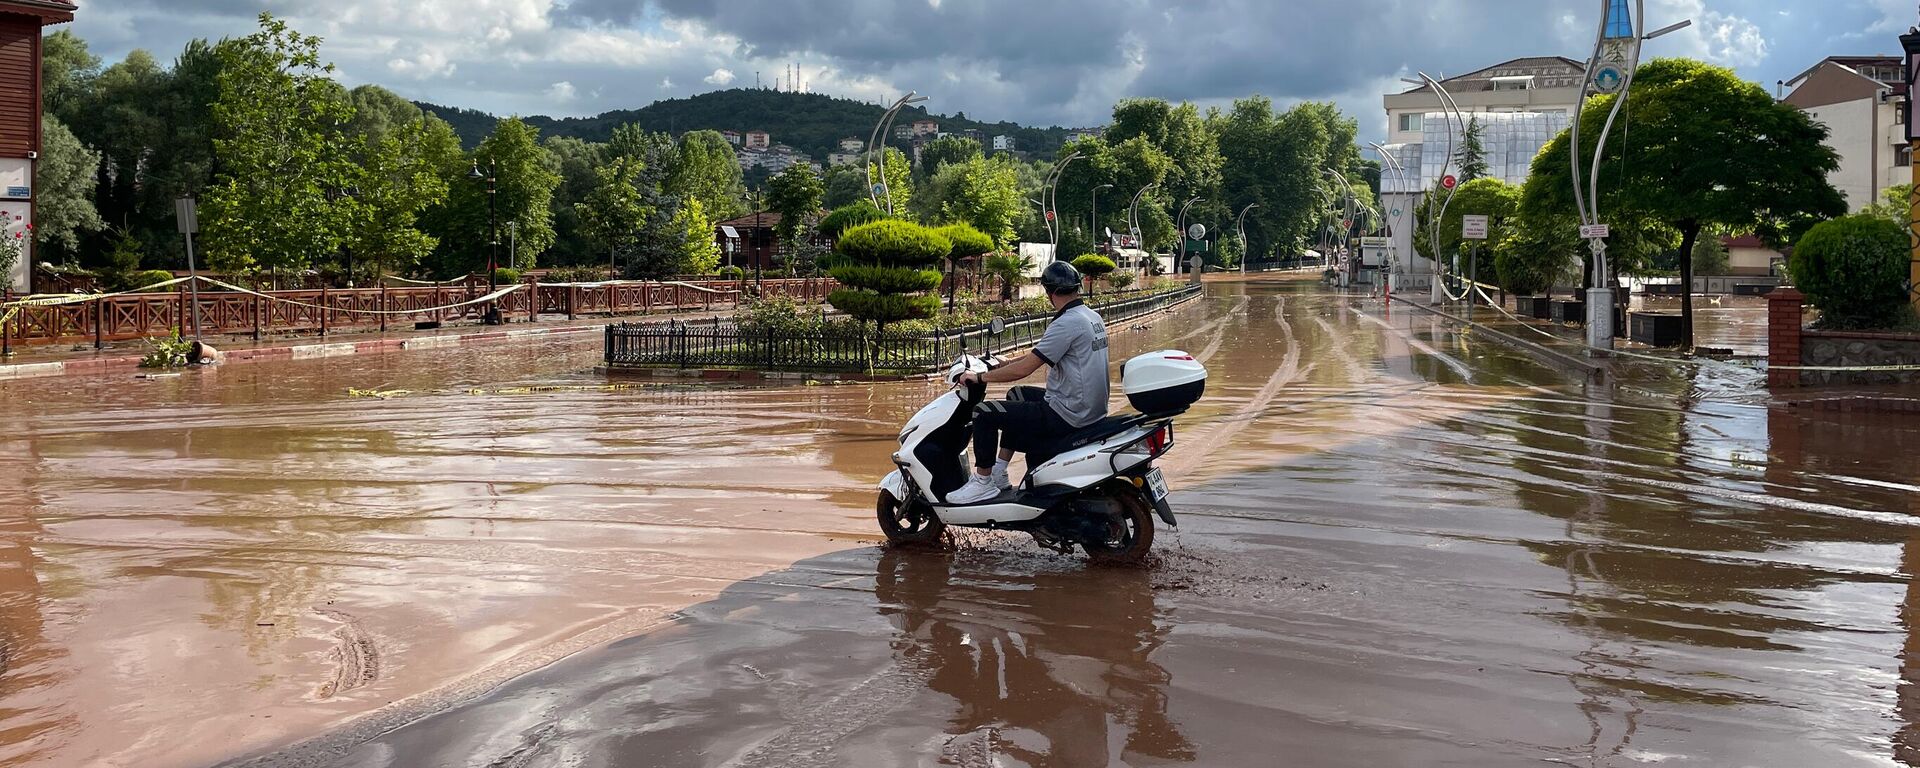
[1026,415,1144,467]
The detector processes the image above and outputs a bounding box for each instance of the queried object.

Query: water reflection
[875,550,1193,766]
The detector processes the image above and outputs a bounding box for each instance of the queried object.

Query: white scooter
[877,341,1207,565]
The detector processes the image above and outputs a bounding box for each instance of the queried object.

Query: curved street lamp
[1402,72,1470,302]
[868,92,928,214]
[1127,182,1158,246]
[1044,151,1082,248]
[1367,141,1413,288]
[1235,203,1260,274]
[1090,184,1114,250]
[468,158,502,324]
[1176,196,1204,275]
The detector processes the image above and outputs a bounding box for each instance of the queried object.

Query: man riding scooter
[947,261,1110,505]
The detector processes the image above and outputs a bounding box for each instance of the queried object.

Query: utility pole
[1903,25,1920,312]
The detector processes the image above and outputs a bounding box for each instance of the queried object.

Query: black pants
[972,386,1070,470]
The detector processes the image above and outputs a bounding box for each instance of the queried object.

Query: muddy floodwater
[4,280,1920,767]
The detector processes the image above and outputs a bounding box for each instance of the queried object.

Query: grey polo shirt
[1031,299,1111,428]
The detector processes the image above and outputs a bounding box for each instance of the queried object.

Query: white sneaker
[947,475,1001,505]
[991,466,1012,491]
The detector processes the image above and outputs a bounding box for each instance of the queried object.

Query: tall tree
[339,116,457,279]
[201,14,355,275]
[1457,117,1489,182]
[822,164,869,209]
[867,147,913,215]
[41,30,99,120]
[574,154,651,275]
[430,117,561,275]
[34,115,105,260]
[669,130,746,222]
[766,163,825,244]
[943,156,1024,247]
[1209,96,1331,262]
[1524,58,1846,347]
[346,84,425,145]
[919,135,981,176]
[543,135,610,266]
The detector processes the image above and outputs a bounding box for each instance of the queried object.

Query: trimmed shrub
[129,270,178,291]
[825,289,940,324]
[716,265,746,280]
[830,264,942,294]
[835,220,950,267]
[1071,254,1117,278]
[1106,270,1136,290]
[936,223,994,262]
[491,267,525,285]
[1791,215,1915,330]
[544,266,607,283]
[818,201,887,240]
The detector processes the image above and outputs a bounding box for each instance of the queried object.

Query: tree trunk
[1676,220,1700,350]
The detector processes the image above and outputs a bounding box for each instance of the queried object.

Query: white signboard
[1580,224,1611,239]
[720,225,740,239]
[1186,223,1207,241]
[1360,237,1393,249]
[1462,215,1490,241]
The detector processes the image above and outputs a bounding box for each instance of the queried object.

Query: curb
[0,323,610,382]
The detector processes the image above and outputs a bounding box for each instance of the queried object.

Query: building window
[1399,113,1423,133]
[1898,144,1913,168]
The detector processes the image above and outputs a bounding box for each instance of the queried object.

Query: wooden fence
[1,278,836,349]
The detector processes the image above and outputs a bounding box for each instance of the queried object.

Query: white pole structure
[1091,183,1113,251]
[1571,0,1690,354]
[1325,169,1362,287]
[868,92,927,214]
[1044,151,1082,249]
[1235,203,1259,275]
[1176,196,1204,275]
[1368,141,1412,293]
[1403,73,1469,304]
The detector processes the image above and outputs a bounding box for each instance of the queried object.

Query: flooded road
[4,279,1920,767]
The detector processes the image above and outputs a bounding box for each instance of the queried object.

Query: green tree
[1209,96,1332,263]
[345,85,425,145]
[867,147,913,215]
[944,156,1024,247]
[428,118,561,276]
[1414,177,1520,279]
[42,30,99,120]
[200,14,355,276]
[822,163,869,209]
[983,251,1033,302]
[1103,99,1222,250]
[766,163,825,244]
[1690,234,1730,276]
[338,115,457,280]
[1457,117,1488,182]
[670,198,722,276]
[575,155,652,275]
[34,115,105,258]
[670,130,746,222]
[1071,253,1116,296]
[544,135,611,266]
[936,223,994,273]
[1524,58,1845,347]
[1865,183,1912,228]
[827,220,948,329]
[919,135,981,175]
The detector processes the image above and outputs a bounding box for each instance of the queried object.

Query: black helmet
[1041,261,1083,295]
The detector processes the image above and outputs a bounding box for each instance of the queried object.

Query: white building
[828,152,862,167]
[837,137,864,152]
[744,131,771,150]
[1782,56,1909,212]
[1378,57,1583,291]
[992,134,1017,152]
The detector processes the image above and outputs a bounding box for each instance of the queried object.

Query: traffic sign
[1593,65,1626,93]
[1580,224,1611,239]
[1045,210,1055,222]
[1462,215,1489,240]
[175,197,198,234]
[1440,175,1458,191]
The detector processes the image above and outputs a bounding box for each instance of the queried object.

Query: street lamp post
[1367,141,1413,295]
[1402,73,1468,305]
[1091,184,1114,252]
[1176,196,1204,275]
[468,158,502,324]
[1044,151,1082,249]
[1127,183,1157,275]
[1325,169,1363,288]
[1235,203,1259,275]
[869,92,928,215]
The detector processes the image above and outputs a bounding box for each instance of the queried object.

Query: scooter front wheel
[1084,485,1155,567]
[877,491,947,550]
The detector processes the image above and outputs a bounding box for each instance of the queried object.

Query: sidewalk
[0,307,736,381]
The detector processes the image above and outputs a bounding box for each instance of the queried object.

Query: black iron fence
[605,285,1202,373]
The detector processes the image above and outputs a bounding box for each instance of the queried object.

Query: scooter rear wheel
[877,491,947,549]
[1084,485,1155,567]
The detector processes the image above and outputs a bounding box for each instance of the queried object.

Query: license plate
[1145,468,1169,501]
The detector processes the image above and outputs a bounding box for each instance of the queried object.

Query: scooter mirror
[989,317,1006,335]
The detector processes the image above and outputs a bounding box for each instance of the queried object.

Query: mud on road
[4,280,1920,767]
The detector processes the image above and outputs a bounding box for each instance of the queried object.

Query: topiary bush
[129,270,178,291]
[827,220,951,329]
[716,265,746,280]
[1106,270,1136,290]
[1071,254,1117,278]
[491,267,525,285]
[936,223,994,262]
[1791,214,1916,330]
[818,201,887,241]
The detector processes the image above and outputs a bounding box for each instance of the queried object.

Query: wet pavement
[4,279,1920,767]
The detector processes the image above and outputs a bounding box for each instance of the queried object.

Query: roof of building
[1783,59,1903,110]
[1723,234,1771,249]
[1397,56,1587,94]
[0,0,77,22]
[1786,56,1904,89]
[714,212,784,230]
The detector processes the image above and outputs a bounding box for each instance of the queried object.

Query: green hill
[416,88,1071,161]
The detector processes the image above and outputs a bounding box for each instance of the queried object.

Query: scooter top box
[1122,351,1207,416]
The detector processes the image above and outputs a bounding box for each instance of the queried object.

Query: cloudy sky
[68,0,1917,142]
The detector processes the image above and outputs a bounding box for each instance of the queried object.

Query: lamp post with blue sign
[1571,0,1690,354]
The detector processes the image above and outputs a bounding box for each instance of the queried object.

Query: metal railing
[605,285,1202,373]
